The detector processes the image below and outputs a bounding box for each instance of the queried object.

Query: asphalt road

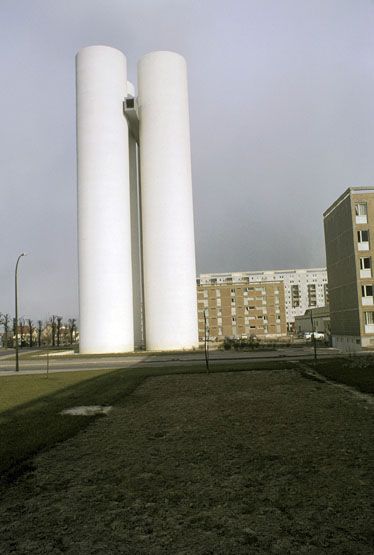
[0,347,341,376]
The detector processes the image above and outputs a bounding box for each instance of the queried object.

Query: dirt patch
[0,369,373,554]
[60,405,113,416]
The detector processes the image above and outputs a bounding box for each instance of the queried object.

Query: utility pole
[204,309,210,373]
[310,309,317,364]
[15,253,26,372]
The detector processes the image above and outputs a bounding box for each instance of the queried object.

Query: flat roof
[323,187,374,218]
[198,267,327,278]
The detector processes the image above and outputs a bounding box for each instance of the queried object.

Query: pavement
[0,346,342,376]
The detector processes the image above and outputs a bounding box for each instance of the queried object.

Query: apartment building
[324,187,374,350]
[197,280,287,341]
[198,268,328,329]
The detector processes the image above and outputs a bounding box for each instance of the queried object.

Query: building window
[362,284,373,296]
[307,284,317,307]
[365,312,374,324]
[355,203,368,224]
[360,257,372,278]
[364,311,374,333]
[357,229,370,251]
[291,284,300,308]
[361,285,374,305]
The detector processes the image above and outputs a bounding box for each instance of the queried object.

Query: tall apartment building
[324,187,374,350]
[198,268,328,329]
[197,280,287,341]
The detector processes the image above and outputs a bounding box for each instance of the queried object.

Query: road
[0,347,341,376]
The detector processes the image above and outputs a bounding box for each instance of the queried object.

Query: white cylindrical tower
[138,51,198,350]
[76,45,134,353]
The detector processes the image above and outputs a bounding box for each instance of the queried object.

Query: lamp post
[204,309,209,373]
[15,253,26,372]
[309,308,317,364]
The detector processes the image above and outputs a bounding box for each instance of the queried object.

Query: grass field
[315,357,374,394]
[0,368,372,554]
[1,359,373,486]
[0,361,289,484]
[0,368,114,411]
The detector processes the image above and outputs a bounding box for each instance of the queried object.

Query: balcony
[356,215,368,224]
[358,241,369,251]
[362,296,374,306]
[365,324,374,333]
[360,269,372,278]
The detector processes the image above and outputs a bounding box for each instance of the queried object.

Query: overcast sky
[1,0,373,321]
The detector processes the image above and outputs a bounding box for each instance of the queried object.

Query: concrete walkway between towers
[0,368,373,554]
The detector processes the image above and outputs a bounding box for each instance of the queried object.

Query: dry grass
[0,368,373,554]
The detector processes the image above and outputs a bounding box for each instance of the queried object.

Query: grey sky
[1,0,373,321]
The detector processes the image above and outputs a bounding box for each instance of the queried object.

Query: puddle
[60,405,112,416]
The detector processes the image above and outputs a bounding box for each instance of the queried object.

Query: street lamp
[15,252,27,372]
[309,308,317,364]
[204,309,210,372]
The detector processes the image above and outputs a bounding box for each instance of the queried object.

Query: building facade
[197,280,287,341]
[324,187,374,350]
[294,306,330,337]
[198,268,328,329]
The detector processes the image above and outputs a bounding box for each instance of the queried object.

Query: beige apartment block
[198,268,328,328]
[324,187,374,351]
[197,281,287,341]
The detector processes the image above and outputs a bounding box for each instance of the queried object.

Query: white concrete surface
[138,51,198,351]
[76,45,134,354]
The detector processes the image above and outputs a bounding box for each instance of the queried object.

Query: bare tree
[50,316,57,347]
[68,318,76,345]
[27,319,34,348]
[13,317,17,348]
[19,318,26,348]
[56,316,63,347]
[0,313,12,349]
[37,320,43,347]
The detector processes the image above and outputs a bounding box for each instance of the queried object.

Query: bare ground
[0,368,373,554]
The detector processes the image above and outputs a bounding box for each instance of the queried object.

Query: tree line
[0,314,77,348]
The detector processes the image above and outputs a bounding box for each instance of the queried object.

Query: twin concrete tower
[76,46,198,353]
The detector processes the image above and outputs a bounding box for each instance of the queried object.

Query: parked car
[304,331,324,340]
